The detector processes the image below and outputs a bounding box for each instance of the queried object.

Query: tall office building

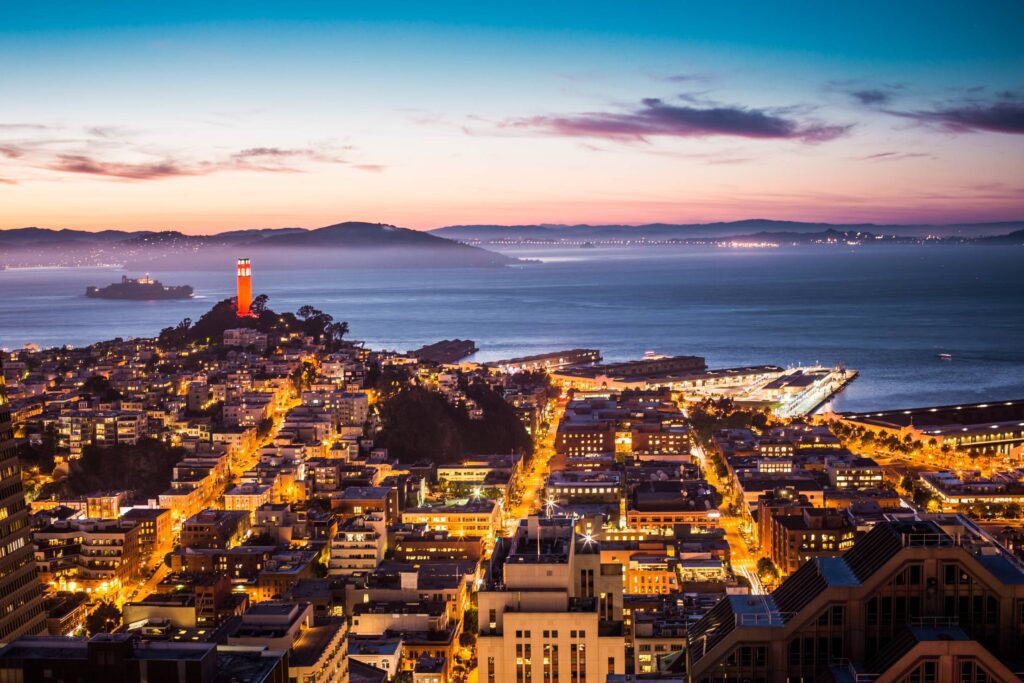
[0,357,45,642]
[236,257,253,317]
[478,516,625,683]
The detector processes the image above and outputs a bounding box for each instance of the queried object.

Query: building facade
[477,517,625,683]
[0,357,45,641]
[687,517,1024,682]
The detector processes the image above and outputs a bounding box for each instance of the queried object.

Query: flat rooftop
[291,618,346,668]
[842,398,1024,429]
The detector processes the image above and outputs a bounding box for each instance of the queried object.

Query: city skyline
[2,1,1023,232]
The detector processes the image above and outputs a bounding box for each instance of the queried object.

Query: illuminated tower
[0,357,45,640]
[236,257,252,317]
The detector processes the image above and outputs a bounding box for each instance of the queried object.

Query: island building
[0,357,46,641]
[237,257,253,317]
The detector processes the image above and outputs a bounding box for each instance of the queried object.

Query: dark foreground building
[687,516,1024,682]
[0,356,45,642]
[0,633,288,682]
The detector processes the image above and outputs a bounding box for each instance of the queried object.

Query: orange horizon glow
[2,8,1022,233]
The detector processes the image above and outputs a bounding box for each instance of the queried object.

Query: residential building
[329,514,387,576]
[227,601,349,683]
[33,518,143,594]
[0,359,45,640]
[401,500,502,544]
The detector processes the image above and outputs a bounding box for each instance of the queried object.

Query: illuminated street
[507,397,565,530]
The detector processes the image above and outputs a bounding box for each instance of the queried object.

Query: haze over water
[2,244,1023,413]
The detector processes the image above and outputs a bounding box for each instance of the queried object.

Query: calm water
[1,245,1023,412]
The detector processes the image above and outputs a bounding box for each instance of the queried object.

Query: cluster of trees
[291,359,318,394]
[831,421,953,457]
[86,602,121,636]
[436,481,504,500]
[899,476,942,512]
[64,438,188,499]
[295,305,349,345]
[15,424,58,476]
[365,363,413,400]
[158,297,348,351]
[374,379,533,465]
[756,557,780,584]
[956,501,1023,519]
[687,398,772,435]
[687,398,773,481]
[82,375,122,402]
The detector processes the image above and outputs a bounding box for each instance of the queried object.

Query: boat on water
[86,274,193,300]
[938,352,953,361]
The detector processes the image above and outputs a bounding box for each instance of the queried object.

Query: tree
[374,380,532,465]
[290,360,317,394]
[462,606,479,635]
[251,294,269,316]
[86,601,121,635]
[756,557,779,582]
[243,531,278,546]
[327,321,349,345]
[82,375,121,402]
[297,305,320,321]
[369,363,413,398]
[256,417,275,439]
[68,438,187,499]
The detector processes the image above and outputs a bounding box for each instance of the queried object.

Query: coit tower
[236,258,252,317]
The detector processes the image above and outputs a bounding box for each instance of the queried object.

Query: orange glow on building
[236,258,253,317]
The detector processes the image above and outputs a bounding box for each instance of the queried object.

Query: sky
[1,1,1023,232]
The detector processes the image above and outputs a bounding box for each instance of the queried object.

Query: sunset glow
[1,2,1022,231]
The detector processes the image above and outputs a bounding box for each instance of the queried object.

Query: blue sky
[1,2,1022,230]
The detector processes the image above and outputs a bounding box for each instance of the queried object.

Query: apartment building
[33,518,143,593]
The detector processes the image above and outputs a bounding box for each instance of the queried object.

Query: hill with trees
[374,379,533,465]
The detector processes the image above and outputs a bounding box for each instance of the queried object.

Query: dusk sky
[2,1,1023,232]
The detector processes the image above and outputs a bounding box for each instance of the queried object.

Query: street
[506,398,565,530]
[691,443,768,594]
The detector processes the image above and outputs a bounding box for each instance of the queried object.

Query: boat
[938,352,953,361]
[86,274,194,300]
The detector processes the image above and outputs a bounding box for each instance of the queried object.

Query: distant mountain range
[429,219,1024,242]
[1,219,1022,269]
[0,222,514,269]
